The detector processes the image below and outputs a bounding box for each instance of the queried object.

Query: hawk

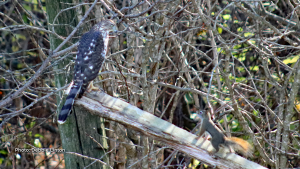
[58,20,117,124]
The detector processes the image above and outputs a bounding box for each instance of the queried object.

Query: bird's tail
[58,83,82,124]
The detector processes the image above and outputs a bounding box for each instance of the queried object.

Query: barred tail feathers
[58,83,82,124]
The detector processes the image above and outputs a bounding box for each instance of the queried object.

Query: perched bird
[58,20,118,124]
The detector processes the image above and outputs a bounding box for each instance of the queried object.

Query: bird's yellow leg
[87,81,100,92]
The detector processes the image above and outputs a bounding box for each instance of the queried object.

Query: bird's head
[94,19,118,33]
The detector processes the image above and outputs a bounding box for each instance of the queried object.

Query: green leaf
[12,46,19,52]
[250,65,259,71]
[235,77,246,82]
[0,150,7,155]
[34,134,44,138]
[231,120,238,129]
[185,93,194,104]
[233,44,242,50]
[218,27,223,34]
[17,63,23,69]
[253,110,259,116]
[290,123,295,130]
[283,55,299,64]
[223,14,231,20]
[244,32,254,37]
[34,139,42,148]
[237,27,243,32]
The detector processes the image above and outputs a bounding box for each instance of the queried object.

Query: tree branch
[73,91,266,169]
